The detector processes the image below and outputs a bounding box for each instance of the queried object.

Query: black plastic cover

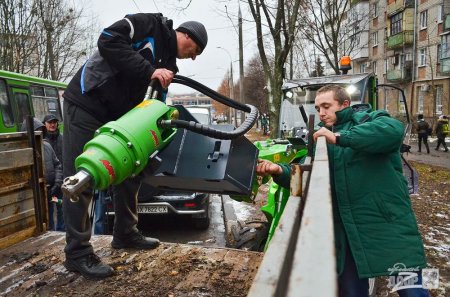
[141,127,258,196]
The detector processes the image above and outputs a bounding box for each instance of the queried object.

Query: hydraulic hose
[160,74,258,139]
[172,75,250,113]
[160,104,258,140]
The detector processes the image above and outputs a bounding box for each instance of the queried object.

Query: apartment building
[347,0,450,122]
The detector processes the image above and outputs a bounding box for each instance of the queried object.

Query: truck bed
[0,232,262,297]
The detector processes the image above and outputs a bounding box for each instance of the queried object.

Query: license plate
[137,205,168,214]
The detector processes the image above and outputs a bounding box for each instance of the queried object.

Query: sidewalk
[404,137,450,170]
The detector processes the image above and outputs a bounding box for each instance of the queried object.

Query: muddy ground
[0,234,263,297]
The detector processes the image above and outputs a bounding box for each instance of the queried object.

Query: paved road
[404,138,450,170]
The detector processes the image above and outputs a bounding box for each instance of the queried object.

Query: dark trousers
[435,136,448,151]
[62,101,140,259]
[417,133,429,153]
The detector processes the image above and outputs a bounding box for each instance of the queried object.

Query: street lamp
[217,46,235,125]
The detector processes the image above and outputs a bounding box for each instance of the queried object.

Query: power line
[152,0,160,12]
[131,0,141,12]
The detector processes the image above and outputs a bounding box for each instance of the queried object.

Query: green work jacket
[274,105,427,278]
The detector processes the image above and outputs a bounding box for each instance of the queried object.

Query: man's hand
[256,159,283,176]
[151,68,174,89]
[313,127,337,144]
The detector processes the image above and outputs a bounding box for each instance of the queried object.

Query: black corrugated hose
[158,75,259,140]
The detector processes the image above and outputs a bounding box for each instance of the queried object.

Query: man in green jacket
[256,85,429,297]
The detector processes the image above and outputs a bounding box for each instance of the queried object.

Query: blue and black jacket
[63,13,178,122]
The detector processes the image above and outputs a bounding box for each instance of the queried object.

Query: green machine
[62,76,260,201]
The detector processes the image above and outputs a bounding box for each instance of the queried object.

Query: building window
[372,31,378,47]
[419,49,426,66]
[372,2,378,18]
[372,61,377,74]
[360,63,366,73]
[436,86,443,115]
[384,59,388,74]
[400,54,406,68]
[391,12,403,35]
[442,34,450,59]
[398,92,406,114]
[437,5,443,23]
[420,10,428,29]
[418,90,424,114]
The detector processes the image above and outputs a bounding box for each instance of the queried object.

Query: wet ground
[405,138,450,170]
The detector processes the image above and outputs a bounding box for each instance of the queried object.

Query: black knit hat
[176,21,208,52]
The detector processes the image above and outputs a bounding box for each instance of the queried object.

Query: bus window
[0,79,14,127]
[14,92,32,127]
[44,87,58,98]
[31,85,62,121]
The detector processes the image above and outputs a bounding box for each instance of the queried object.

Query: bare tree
[33,0,98,81]
[244,54,268,115]
[300,0,368,75]
[0,0,98,81]
[0,0,38,73]
[245,0,303,137]
[214,71,234,121]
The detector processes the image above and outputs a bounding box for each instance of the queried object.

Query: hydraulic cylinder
[62,99,178,200]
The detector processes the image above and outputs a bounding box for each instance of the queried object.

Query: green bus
[0,70,67,133]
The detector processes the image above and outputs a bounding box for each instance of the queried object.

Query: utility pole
[238,4,244,125]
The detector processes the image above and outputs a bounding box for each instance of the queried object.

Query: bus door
[11,87,32,131]
[0,79,16,133]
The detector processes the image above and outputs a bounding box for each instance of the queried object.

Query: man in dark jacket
[21,118,63,232]
[62,13,208,279]
[256,85,429,297]
[416,114,430,154]
[43,114,64,231]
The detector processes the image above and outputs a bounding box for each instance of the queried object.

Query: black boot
[64,253,114,279]
[111,231,160,250]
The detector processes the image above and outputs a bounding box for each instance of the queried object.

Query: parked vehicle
[137,184,210,229]
[0,70,66,133]
[185,106,212,125]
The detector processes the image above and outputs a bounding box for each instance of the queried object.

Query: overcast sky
[86,0,258,95]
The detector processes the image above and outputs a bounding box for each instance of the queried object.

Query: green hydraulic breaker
[62,99,178,202]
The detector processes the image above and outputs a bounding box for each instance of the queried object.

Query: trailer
[0,126,336,296]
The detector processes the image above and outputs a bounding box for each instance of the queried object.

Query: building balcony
[386,64,412,82]
[387,31,413,50]
[387,0,414,16]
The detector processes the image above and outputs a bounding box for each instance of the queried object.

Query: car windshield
[191,113,210,125]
